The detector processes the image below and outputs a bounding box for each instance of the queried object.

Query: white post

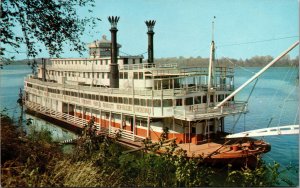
[147,116,150,137]
[133,115,136,141]
[109,111,112,135]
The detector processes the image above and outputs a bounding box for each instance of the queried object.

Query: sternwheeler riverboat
[24,16,287,167]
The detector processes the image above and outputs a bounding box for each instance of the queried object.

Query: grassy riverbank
[1,112,296,187]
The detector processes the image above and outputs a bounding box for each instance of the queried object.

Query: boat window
[97,73,100,78]
[123,97,128,104]
[185,97,193,105]
[88,94,91,99]
[124,72,128,79]
[119,72,123,79]
[140,99,146,106]
[194,96,201,104]
[102,73,104,79]
[100,95,103,101]
[134,98,140,105]
[109,96,113,102]
[139,72,143,79]
[163,99,172,107]
[92,73,94,78]
[123,58,128,64]
[191,126,196,134]
[129,98,133,104]
[147,99,152,107]
[83,72,85,78]
[133,72,138,79]
[107,73,109,79]
[104,96,108,102]
[176,99,182,106]
[88,73,90,78]
[92,95,95,100]
[218,94,224,102]
[153,99,161,107]
[133,59,135,64]
[210,95,214,103]
[118,97,123,103]
[145,76,151,79]
[203,96,207,103]
[96,95,99,101]
[139,58,142,63]
[114,97,118,103]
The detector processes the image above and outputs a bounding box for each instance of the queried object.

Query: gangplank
[225,125,299,138]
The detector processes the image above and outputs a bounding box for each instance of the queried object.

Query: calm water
[0,65,299,185]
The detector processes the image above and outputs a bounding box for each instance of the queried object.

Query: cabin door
[130,117,134,131]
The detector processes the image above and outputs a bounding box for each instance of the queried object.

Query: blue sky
[16,0,300,59]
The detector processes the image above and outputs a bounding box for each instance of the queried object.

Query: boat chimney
[145,20,156,63]
[108,16,120,88]
[42,58,46,82]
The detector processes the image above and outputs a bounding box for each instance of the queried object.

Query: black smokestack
[145,20,156,63]
[108,16,120,88]
[42,58,46,82]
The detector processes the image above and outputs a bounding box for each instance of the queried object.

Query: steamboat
[24,16,279,167]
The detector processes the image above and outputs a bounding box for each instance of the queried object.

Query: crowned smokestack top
[145,20,156,63]
[108,16,120,88]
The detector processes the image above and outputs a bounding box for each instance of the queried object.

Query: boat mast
[207,17,216,92]
[215,40,299,109]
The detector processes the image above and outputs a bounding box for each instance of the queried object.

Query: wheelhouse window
[185,97,193,105]
[194,96,201,104]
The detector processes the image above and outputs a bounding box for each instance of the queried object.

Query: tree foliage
[0,0,100,62]
[1,113,297,187]
[154,55,299,67]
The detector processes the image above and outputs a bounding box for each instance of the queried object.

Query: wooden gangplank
[226,125,299,138]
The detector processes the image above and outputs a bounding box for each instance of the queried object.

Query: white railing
[25,101,145,141]
[174,101,247,120]
[25,101,87,128]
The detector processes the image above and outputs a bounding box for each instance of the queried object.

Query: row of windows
[53,59,110,66]
[52,58,143,66]
[27,83,230,107]
[45,70,147,80]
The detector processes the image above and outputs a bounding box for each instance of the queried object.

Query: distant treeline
[4,55,299,67]
[154,55,299,67]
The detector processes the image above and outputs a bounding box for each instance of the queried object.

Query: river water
[0,65,298,185]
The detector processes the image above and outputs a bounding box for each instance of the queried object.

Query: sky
[14,0,300,60]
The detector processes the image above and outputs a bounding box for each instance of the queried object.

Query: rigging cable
[217,35,299,48]
[229,78,259,133]
[277,67,298,126]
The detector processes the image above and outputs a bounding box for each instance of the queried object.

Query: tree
[0,0,100,65]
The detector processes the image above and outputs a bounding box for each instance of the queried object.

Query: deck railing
[25,101,144,141]
[173,101,247,121]
[25,77,233,98]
